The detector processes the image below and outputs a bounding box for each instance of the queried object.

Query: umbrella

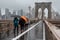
[11,15,20,18]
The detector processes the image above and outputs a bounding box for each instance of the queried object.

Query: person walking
[19,16,29,33]
[19,16,29,40]
[13,17,19,37]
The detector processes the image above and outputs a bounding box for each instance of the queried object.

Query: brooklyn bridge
[0,2,60,40]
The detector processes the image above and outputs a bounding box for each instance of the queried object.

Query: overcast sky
[0,0,60,14]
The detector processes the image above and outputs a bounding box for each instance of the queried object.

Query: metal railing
[43,22,45,40]
[44,20,60,40]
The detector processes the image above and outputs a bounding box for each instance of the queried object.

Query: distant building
[28,6,32,19]
[26,13,32,19]
[54,12,60,19]
[0,9,2,19]
[5,8,9,19]
[21,9,23,16]
[2,15,6,20]
[13,10,16,15]
[8,12,12,20]
[32,8,35,18]
[55,12,60,16]
[17,10,21,16]
[4,8,14,20]
[0,9,1,16]
[51,9,60,20]
[52,10,56,19]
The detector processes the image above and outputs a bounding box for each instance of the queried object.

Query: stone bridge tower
[35,2,52,19]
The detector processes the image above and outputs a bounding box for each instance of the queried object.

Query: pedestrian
[13,17,19,37]
[19,16,29,40]
[19,16,29,33]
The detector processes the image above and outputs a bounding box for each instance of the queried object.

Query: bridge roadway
[1,21,44,40]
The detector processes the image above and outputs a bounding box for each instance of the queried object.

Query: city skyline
[0,0,60,14]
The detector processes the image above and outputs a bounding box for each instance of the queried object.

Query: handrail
[43,23,45,40]
[11,21,41,40]
[44,20,60,40]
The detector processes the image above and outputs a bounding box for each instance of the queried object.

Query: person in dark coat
[13,17,19,37]
[19,16,29,33]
